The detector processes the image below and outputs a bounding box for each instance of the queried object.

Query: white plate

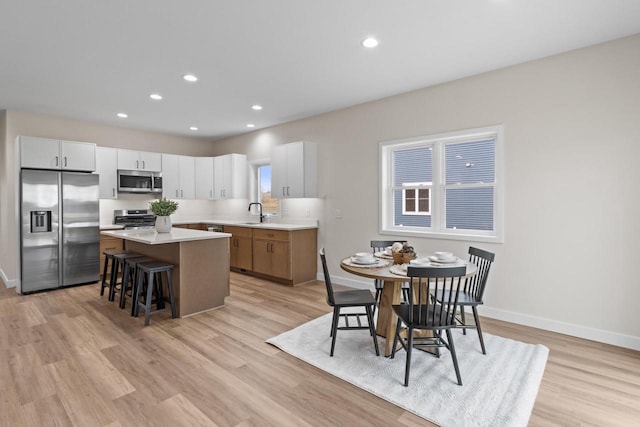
[409,258,430,266]
[428,255,458,263]
[351,257,376,265]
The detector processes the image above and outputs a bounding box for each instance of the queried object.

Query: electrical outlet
[335,209,342,219]
[305,208,310,217]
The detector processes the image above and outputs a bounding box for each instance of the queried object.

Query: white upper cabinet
[213,153,247,199]
[20,136,96,172]
[162,154,195,199]
[195,157,215,199]
[95,146,118,199]
[61,140,96,171]
[271,141,317,198]
[179,155,195,199]
[117,149,162,172]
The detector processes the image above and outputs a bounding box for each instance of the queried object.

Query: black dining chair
[370,240,409,314]
[432,246,495,354]
[391,265,467,386]
[319,249,379,357]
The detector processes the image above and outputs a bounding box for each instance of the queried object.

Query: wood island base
[125,238,230,317]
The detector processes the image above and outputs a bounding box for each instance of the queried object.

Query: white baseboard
[0,268,17,289]
[320,272,640,352]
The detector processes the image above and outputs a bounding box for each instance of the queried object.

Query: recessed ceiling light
[183,74,198,82]
[189,126,198,131]
[116,112,128,118]
[246,124,255,128]
[252,105,263,111]
[149,93,163,100]
[362,37,379,48]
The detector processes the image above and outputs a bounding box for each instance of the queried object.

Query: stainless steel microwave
[117,170,162,193]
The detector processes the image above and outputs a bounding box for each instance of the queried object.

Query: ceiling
[1,1,640,141]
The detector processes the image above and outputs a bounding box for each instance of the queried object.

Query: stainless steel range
[114,209,156,229]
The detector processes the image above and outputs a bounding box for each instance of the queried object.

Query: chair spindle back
[319,248,335,306]
[406,266,467,327]
[464,247,495,300]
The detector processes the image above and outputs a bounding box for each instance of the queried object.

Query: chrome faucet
[248,202,265,223]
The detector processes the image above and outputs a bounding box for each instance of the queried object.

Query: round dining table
[340,256,477,356]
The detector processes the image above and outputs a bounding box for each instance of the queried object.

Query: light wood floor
[1,273,638,426]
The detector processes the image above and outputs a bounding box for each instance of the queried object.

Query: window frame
[379,125,504,243]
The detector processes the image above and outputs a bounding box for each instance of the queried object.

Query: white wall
[209,35,640,348]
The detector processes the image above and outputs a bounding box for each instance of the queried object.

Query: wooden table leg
[376,280,402,356]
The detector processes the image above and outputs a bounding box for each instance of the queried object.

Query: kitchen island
[100,228,231,317]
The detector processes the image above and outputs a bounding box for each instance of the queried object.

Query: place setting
[341,251,391,268]
[389,250,467,276]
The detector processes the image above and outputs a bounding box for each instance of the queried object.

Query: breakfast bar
[100,228,232,317]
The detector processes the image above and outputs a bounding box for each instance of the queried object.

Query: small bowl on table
[433,251,454,261]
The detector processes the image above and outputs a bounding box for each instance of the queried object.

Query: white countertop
[100,218,318,231]
[101,228,231,245]
[175,218,318,230]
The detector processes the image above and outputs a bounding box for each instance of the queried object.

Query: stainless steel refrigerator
[20,169,100,293]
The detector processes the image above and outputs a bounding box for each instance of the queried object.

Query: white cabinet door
[213,154,247,199]
[284,142,305,198]
[161,154,180,199]
[228,153,247,199]
[139,151,162,172]
[271,141,316,198]
[61,140,96,171]
[213,155,228,199]
[195,157,214,199]
[178,155,195,199]
[95,147,118,199]
[271,145,287,199]
[20,136,61,169]
[117,149,140,170]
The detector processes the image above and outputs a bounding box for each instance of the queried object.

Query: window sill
[380,227,503,244]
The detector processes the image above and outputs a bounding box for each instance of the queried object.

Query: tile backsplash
[99,194,322,225]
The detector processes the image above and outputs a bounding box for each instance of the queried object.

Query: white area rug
[267,312,548,427]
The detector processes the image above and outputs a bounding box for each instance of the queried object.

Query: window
[402,186,431,215]
[257,164,279,215]
[379,125,503,242]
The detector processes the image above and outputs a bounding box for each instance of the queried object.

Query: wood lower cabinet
[174,223,207,230]
[253,238,291,280]
[99,234,124,278]
[226,226,253,271]
[249,227,317,285]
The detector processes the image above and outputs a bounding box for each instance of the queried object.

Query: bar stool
[134,260,177,326]
[108,252,142,303]
[119,256,155,313]
[100,249,128,298]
